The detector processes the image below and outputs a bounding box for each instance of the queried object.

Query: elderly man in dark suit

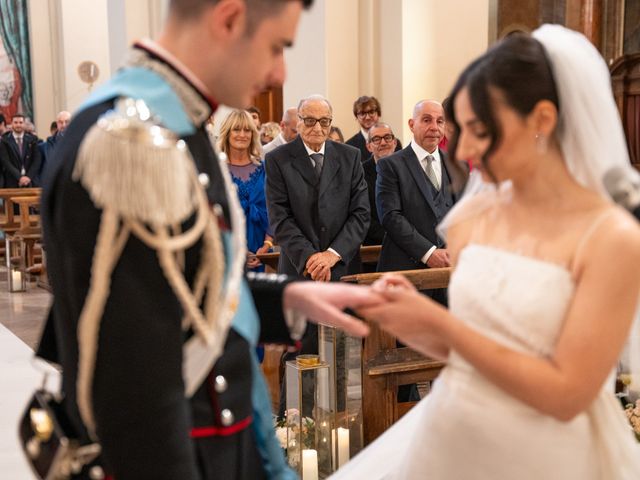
[376,99,456,305]
[265,94,369,416]
[265,94,369,282]
[0,113,41,187]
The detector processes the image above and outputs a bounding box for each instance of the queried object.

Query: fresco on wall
[0,0,32,122]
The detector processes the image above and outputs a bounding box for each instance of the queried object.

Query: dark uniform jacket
[37,43,296,480]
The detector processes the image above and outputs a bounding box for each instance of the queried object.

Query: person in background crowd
[0,113,7,135]
[329,125,344,143]
[346,95,401,160]
[41,110,72,179]
[217,109,273,271]
[362,122,397,248]
[0,113,41,188]
[262,106,298,155]
[260,121,281,145]
[265,93,370,416]
[247,105,262,130]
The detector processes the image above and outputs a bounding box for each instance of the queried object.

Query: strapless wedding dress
[331,244,640,479]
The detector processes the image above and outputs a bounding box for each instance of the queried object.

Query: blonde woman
[218,110,273,271]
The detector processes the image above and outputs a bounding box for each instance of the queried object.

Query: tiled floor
[0,267,57,479]
[0,268,51,349]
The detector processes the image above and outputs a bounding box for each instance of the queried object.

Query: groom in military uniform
[36,1,377,479]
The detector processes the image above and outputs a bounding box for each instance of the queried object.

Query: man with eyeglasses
[346,95,401,161]
[265,94,369,415]
[362,122,397,247]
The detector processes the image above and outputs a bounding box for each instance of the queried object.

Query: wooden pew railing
[341,267,451,445]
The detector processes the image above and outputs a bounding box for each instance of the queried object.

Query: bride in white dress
[324,24,640,479]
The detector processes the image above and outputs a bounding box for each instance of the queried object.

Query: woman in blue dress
[218,109,273,272]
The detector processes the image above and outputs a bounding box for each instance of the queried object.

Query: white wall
[28,0,166,135]
[58,0,111,112]
[283,0,327,112]
[284,0,489,146]
[28,0,489,142]
[28,0,58,136]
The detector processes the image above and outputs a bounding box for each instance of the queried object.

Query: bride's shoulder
[598,206,640,251]
[578,205,640,271]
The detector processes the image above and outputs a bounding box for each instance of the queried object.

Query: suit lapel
[318,141,341,196]
[404,147,438,214]
[6,135,21,161]
[290,136,319,187]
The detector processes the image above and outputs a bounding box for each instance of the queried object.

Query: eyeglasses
[356,110,378,118]
[370,134,395,145]
[299,116,332,128]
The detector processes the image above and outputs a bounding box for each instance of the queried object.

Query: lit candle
[337,427,350,467]
[302,449,318,480]
[11,270,22,291]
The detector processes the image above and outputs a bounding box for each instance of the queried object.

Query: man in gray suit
[265,94,369,282]
[376,99,456,305]
[266,94,369,416]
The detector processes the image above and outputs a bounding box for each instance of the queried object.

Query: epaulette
[72,97,198,226]
[73,97,227,437]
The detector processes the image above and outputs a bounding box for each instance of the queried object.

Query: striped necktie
[310,153,324,179]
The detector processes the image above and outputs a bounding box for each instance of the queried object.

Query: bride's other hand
[371,273,418,293]
[283,282,385,337]
[358,288,450,360]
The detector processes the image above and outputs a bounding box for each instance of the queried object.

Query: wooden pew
[1,189,43,288]
[341,267,452,445]
[0,187,42,232]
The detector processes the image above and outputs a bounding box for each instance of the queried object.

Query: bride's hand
[358,287,450,359]
[371,273,418,293]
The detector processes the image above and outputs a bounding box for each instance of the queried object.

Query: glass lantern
[285,357,334,479]
[318,325,364,469]
[5,236,26,292]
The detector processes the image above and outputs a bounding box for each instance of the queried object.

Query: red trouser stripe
[190,415,253,438]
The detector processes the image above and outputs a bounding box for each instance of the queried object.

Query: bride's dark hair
[445,33,559,183]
